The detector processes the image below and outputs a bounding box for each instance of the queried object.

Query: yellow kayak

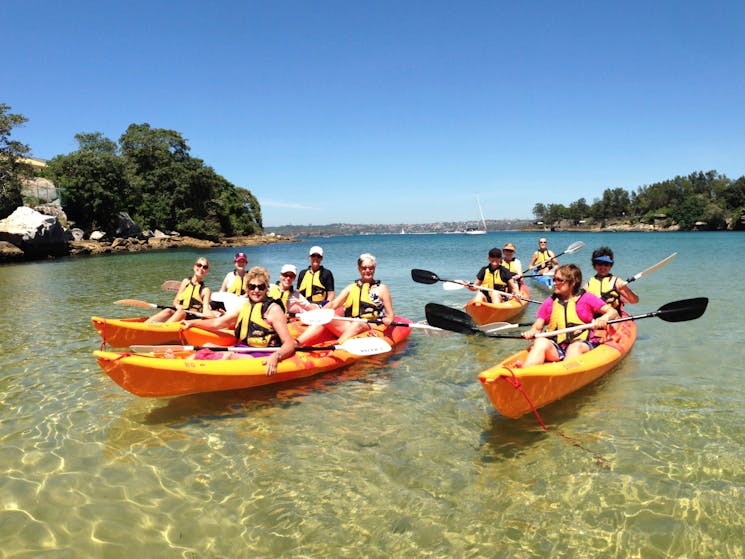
[91,316,186,348]
[478,320,637,418]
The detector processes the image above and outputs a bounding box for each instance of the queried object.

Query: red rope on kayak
[98,320,108,350]
[498,366,548,431]
[498,367,610,469]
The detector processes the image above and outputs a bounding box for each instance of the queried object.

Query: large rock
[114,212,142,239]
[0,206,69,258]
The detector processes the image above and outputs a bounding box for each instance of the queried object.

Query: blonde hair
[245,266,270,286]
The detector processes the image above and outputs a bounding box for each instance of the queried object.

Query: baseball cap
[280,264,297,275]
[234,252,248,262]
[309,246,324,256]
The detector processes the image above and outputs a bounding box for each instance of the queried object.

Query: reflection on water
[1,233,744,557]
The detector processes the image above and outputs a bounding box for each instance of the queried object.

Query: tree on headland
[533,171,745,230]
[45,123,262,238]
[0,104,32,218]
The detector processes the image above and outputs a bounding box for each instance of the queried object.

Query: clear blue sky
[5,1,745,226]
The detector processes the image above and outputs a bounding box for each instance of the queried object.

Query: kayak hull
[91,316,185,347]
[463,284,531,325]
[94,322,412,398]
[478,319,637,418]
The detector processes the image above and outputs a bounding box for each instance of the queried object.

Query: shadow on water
[103,340,415,456]
[477,362,631,469]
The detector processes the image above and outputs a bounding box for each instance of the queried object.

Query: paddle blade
[160,280,183,291]
[657,297,708,322]
[564,240,585,254]
[424,303,479,335]
[337,337,392,355]
[442,281,467,291]
[114,299,157,309]
[411,269,440,285]
[297,308,336,325]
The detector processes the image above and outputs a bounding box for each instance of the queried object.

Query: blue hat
[593,255,613,264]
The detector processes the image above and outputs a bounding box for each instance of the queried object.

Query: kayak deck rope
[496,366,548,431]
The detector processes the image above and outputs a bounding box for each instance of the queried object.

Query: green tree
[46,133,128,231]
[0,103,31,218]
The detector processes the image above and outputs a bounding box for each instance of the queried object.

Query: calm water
[1,231,743,558]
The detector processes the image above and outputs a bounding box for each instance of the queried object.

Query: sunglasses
[281,273,296,278]
[553,277,567,284]
[195,263,209,270]
[310,254,323,258]
[247,283,267,291]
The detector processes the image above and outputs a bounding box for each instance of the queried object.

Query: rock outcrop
[0,206,69,258]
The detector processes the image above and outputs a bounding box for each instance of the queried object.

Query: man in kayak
[267,263,318,315]
[582,246,639,312]
[520,264,619,367]
[468,247,521,304]
[297,245,335,306]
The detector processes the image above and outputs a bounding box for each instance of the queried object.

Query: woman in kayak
[146,257,214,323]
[520,264,619,367]
[267,263,318,315]
[528,237,557,276]
[182,266,296,376]
[296,253,395,344]
[582,246,639,312]
[219,252,249,295]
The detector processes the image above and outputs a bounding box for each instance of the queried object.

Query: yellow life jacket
[298,268,328,303]
[344,280,383,319]
[586,275,621,310]
[267,283,290,313]
[534,249,554,271]
[547,292,591,346]
[234,300,280,347]
[503,259,518,274]
[177,280,204,311]
[226,272,245,295]
[481,265,509,291]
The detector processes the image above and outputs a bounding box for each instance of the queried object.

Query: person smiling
[296,245,335,305]
[520,263,619,367]
[146,257,214,323]
[582,246,639,312]
[267,264,317,315]
[182,266,295,376]
[296,253,394,344]
[219,252,248,295]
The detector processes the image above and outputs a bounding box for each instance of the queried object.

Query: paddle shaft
[114,299,207,318]
[330,315,442,331]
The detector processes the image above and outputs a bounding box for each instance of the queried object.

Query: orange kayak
[463,284,532,325]
[94,321,412,398]
[477,319,637,418]
[91,316,186,348]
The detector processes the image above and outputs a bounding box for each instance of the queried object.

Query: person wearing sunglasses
[297,246,335,305]
[296,253,394,345]
[219,252,249,295]
[528,237,557,276]
[582,246,639,312]
[267,264,317,315]
[519,263,619,367]
[183,266,295,376]
[147,257,214,323]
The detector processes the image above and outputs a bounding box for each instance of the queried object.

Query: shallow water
[1,232,743,557]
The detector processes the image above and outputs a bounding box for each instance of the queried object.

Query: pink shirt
[536,292,607,324]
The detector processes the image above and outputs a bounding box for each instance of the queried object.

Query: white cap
[309,246,324,256]
[280,264,297,275]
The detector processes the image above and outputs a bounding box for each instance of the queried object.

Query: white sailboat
[464,194,487,235]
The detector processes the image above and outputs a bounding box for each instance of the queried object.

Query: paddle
[411,269,541,304]
[522,240,585,274]
[114,299,208,318]
[626,253,677,283]
[297,308,444,331]
[130,336,392,356]
[161,280,183,291]
[425,298,708,339]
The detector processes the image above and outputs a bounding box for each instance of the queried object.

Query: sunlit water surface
[1,232,743,557]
